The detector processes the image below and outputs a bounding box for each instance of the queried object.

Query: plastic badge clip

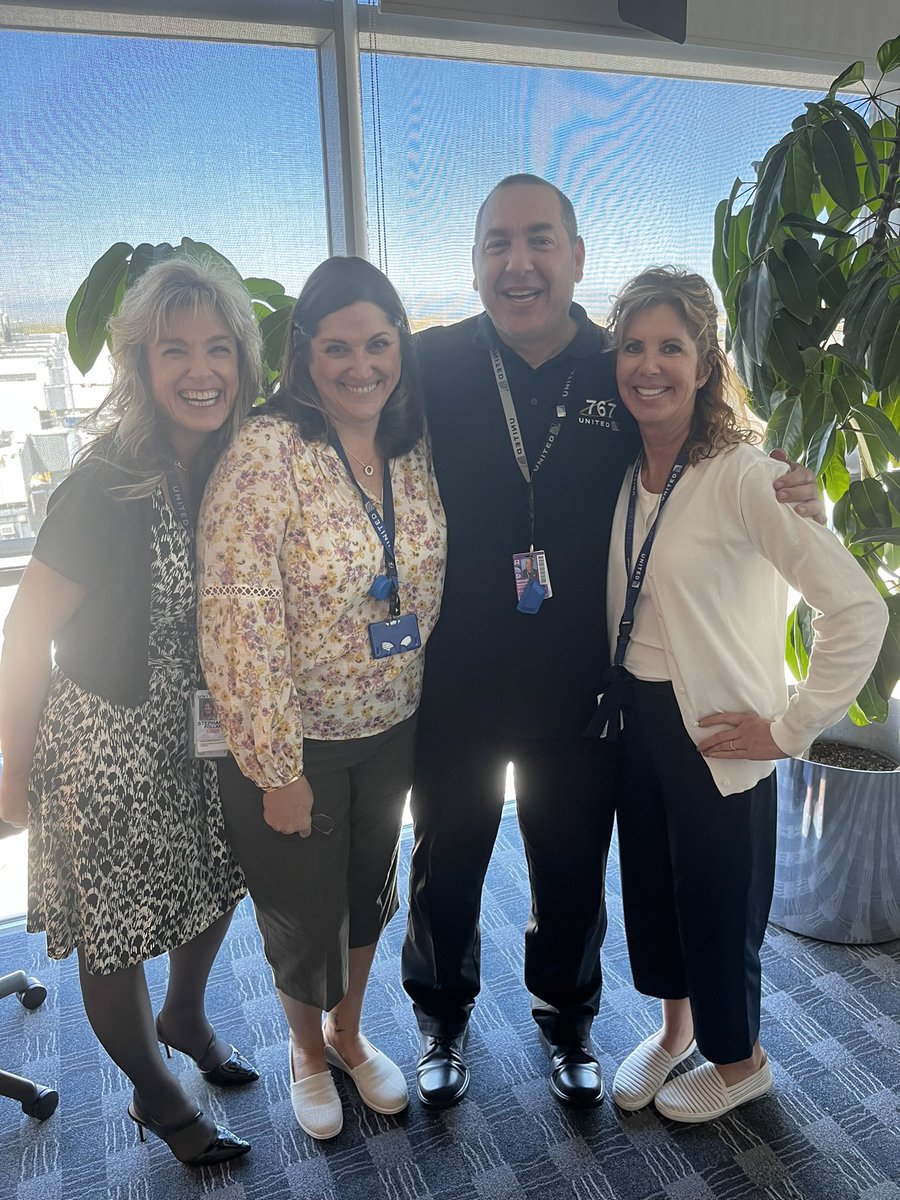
[517,578,547,614]
[369,574,394,601]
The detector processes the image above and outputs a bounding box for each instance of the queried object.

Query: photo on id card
[512,550,552,600]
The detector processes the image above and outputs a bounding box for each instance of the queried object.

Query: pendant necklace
[344,447,375,477]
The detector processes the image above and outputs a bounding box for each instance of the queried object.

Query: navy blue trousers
[617,679,777,1064]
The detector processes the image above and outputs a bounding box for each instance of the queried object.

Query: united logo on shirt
[578,398,620,431]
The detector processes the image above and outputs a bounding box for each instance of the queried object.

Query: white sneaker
[654,1056,773,1123]
[289,1043,343,1139]
[612,1037,697,1111]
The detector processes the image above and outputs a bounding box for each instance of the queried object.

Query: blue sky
[0,28,823,330]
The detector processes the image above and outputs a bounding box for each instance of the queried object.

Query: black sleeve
[31,462,122,588]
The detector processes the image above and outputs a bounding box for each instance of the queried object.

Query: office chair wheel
[17,977,47,1011]
[22,1086,59,1121]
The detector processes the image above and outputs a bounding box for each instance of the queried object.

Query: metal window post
[317,0,369,259]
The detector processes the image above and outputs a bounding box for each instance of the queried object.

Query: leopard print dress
[27,491,245,974]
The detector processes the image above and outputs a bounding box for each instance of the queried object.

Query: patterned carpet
[1,807,898,1200]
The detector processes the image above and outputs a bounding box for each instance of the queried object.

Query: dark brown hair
[267,256,423,458]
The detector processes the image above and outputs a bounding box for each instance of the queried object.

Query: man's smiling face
[472,182,585,364]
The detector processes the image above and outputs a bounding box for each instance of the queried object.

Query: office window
[360,54,823,326]
[0,28,329,919]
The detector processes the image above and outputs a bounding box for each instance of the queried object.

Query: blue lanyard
[611,448,689,669]
[331,440,400,618]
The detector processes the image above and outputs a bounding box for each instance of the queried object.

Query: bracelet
[264,771,304,796]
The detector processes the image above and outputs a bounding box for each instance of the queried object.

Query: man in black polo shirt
[402,174,819,1109]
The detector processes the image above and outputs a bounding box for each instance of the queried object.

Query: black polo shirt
[417,305,640,739]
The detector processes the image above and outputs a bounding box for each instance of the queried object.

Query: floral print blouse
[197,414,446,790]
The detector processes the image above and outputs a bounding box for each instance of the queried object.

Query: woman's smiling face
[307,301,402,437]
[145,306,239,454]
[616,302,710,441]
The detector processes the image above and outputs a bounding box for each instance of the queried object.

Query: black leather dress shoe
[541,1035,604,1107]
[416,1031,469,1108]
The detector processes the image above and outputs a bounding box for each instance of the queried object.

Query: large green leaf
[828,369,863,417]
[712,197,731,294]
[259,306,292,378]
[243,277,287,300]
[822,99,881,190]
[870,117,897,193]
[850,402,900,459]
[814,247,848,307]
[811,120,862,212]
[843,266,891,366]
[748,140,790,258]
[763,394,804,459]
[766,240,818,322]
[848,476,893,529]
[767,311,810,387]
[784,599,813,680]
[72,242,133,372]
[849,527,900,546]
[727,204,751,277]
[780,137,816,218]
[869,294,900,391]
[65,277,107,376]
[827,60,865,96]
[822,432,851,501]
[738,260,774,366]
[805,418,837,476]
[876,35,900,74]
[781,213,853,238]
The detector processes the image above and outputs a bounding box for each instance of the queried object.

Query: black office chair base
[1,969,58,1119]
[0,1069,59,1120]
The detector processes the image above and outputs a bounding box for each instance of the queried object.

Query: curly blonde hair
[609,267,757,464]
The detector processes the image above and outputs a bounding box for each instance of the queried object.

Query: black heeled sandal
[127,1101,250,1166]
[155,1016,259,1087]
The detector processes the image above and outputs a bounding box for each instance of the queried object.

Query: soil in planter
[807,740,899,771]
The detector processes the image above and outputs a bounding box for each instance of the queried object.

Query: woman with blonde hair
[0,258,262,1166]
[602,267,885,1123]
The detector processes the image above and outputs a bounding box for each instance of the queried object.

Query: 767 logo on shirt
[579,398,619,430]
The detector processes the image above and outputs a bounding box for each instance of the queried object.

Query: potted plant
[712,36,900,941]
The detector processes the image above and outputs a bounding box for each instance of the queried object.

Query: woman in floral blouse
[197,257,446,1141]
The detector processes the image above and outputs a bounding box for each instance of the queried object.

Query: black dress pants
[617,679,777,1064]
[401,715,617,1045]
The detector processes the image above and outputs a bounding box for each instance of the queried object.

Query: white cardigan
[607,443,888,796]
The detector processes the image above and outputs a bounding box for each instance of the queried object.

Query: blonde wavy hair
[609,267,758,464]
[81,257,263,493]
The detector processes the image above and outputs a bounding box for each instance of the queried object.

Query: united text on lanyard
[331,439,401,618]
[614,447,689,669]
[489,344,576,549]
[583,445,689,740]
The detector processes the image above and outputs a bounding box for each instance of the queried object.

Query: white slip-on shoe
[654,1056,773,1124]
[289,1043,343,1139]
[612,1037,697,1111]
[325,1042,409,1115]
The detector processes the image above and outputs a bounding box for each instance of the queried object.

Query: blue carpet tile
[1,809,898,1200]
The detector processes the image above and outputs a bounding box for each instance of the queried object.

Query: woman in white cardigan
[602,268,886,1124]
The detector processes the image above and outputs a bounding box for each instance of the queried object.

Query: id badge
[188,689,229,758]
[368,612,421,660]
[512,550,553,601]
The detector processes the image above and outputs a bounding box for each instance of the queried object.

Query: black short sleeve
[32,463,122,587]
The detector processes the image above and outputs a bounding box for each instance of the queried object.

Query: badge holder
[188,689,229,758]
